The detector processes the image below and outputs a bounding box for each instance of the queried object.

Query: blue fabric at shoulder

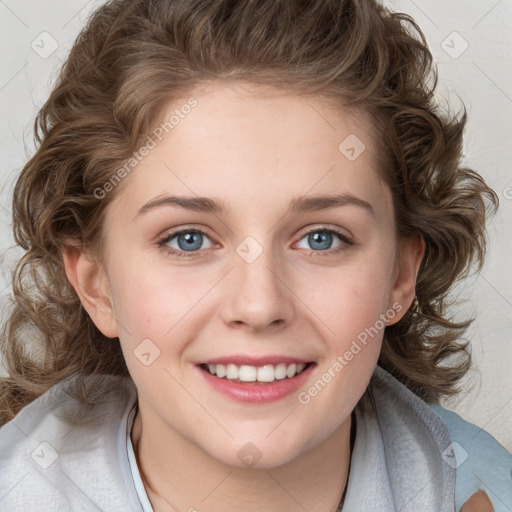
[430,404,512,512]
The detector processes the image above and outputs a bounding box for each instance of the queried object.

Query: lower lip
[198,364,315,404]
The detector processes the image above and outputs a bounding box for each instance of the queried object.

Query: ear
[386,233,425,325]
[61,243,119,338]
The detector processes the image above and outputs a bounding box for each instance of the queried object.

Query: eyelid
[158,224,351,244]
[295,224,352,242]
[157,225,216,246]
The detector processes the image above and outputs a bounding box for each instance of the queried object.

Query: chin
[205,436,306,470]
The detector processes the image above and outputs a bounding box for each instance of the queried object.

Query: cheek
[109,262,204,334]
[107,261,222,377]
[299,256,395,342]
[294,263,393,437]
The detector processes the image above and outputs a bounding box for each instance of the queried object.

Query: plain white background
[0,0,511,451]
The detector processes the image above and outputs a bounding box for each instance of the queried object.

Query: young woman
[1,1,511,510]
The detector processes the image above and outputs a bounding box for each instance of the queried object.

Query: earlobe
[387,234,425,325]
[61,244,119,338]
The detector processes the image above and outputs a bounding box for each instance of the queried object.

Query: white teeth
[286,363,297,378]
[204,362,309,382]
[257,365,275,382]
[226,364,238,379]
[238,365,257,382]
[274,363,287,380]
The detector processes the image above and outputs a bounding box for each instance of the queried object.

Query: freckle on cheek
[142,313,156,331]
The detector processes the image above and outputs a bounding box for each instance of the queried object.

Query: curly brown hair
[0,0,498,425]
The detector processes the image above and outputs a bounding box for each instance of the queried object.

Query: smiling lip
[197,357,316,404]
[198,355,312,366]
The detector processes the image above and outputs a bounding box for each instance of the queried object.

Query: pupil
[179,232,202,251]
[310,232,332,251]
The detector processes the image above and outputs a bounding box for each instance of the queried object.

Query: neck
[131,406,354,512]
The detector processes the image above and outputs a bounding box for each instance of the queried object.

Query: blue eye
[158,228,214,257]
[157,225,352,259]
[296,227,351,253]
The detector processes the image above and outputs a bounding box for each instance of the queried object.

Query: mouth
[197,358,316,403]
[199,361,313,384]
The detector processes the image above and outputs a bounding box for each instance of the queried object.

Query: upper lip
[198,355,313,366]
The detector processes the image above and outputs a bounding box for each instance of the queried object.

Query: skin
[461,491,494,512]
[62,81,487,511]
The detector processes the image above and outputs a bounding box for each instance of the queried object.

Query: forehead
[108,81,391,220]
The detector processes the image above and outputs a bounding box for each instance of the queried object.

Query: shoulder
[368,365,512,511]
[430,403,512,512]
[0,374,141,512]
[361,366,457,510]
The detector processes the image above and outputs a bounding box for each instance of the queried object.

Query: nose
[220,239,296,333]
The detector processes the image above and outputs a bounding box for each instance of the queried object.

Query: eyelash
[157,225,353,259]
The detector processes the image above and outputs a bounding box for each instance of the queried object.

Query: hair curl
[0,0,498,424]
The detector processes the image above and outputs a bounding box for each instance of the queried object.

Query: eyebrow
[134,193,375,218]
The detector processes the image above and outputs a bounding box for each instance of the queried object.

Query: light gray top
[2,365,505,511]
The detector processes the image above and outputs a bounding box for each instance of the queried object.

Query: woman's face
[75,81,422,468]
